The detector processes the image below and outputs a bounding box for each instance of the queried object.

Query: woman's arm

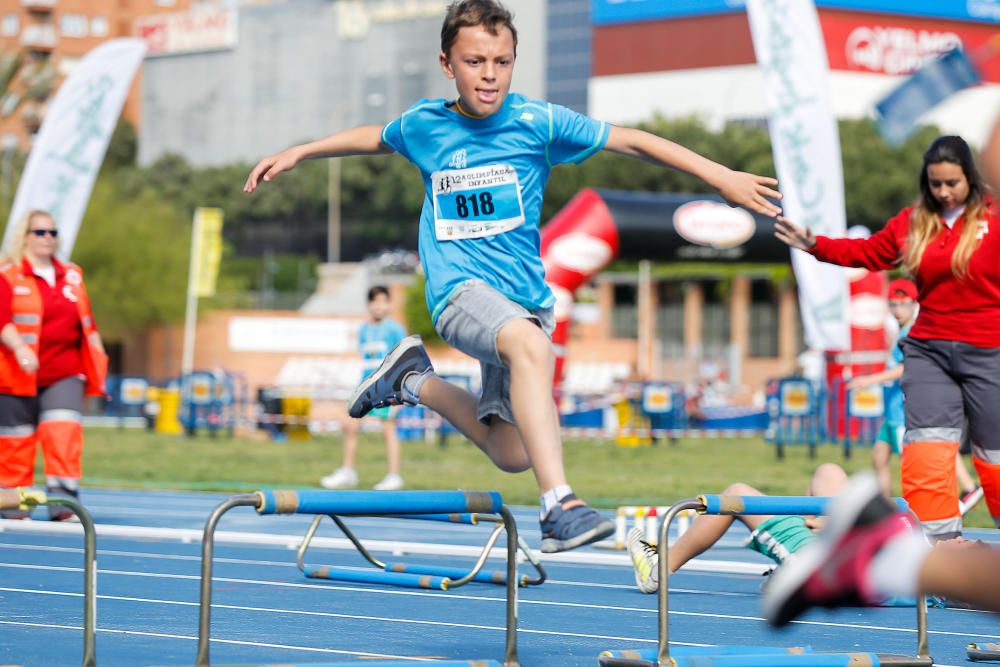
[775,212,907,271]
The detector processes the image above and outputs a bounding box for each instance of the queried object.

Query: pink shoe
[763,472,920,626]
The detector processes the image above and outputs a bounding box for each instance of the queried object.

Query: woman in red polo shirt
[775,135,1000,541]
[0,210,107,520]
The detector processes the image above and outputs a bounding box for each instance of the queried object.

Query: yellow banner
[193,207,224,297]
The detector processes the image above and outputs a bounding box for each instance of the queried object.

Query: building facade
[0,0,199,150]
[138,0,547,168]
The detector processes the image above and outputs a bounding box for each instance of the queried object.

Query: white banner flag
[4,38,147,260]
[746,0,850,351]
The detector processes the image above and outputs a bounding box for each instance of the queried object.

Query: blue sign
[875,48,982,145]
[592,0,1000,26]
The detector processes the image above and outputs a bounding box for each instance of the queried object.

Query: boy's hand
[847,376,875,391]
[716,170,782,218]
[774,215,817,251]
[244,148,302,193]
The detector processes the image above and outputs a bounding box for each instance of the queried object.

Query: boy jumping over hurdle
[245,0,781,553]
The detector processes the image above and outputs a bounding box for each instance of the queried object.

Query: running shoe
[320,467,358,489]
[348,335,433,419]
[539,495,615,553]
[627,527,660,593]
[373,473,405,491]
[960,485,984,516]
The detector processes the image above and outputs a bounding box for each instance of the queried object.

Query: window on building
[90,16,108,38]
[398,59,424,116]
[655,280,684,351]
[749,278,780,357]
[611,282,637,339]
[58,56,79,77]
[2,14,18,37]
[60,14,87,38]
[701,278,731,358]
[362,73,388,125]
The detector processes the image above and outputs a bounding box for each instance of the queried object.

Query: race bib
[431,164,525,240]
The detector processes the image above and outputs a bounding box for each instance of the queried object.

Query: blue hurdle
[600,494,932,667]
[196,490,521,667]
[295,503,545,590]
[0,488,97,667]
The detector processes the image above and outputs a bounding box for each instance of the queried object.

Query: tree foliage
[72,177,190,342]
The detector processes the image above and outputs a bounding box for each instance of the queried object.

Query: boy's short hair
[368,285,390,302]
[441,0,518,57]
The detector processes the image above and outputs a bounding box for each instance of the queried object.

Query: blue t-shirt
[883,322,911,426]
[359,318,407,379]
[381,93,610,322]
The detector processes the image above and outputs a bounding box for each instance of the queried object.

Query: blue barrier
[644,382,688,435]
[833,377,885,459]
[396,404,426,442]
[699,494,910,516]
[766,377,824,459]
[180,371,243,437]
[255,489,502,516]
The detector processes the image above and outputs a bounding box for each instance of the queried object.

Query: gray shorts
[434,279,555,425]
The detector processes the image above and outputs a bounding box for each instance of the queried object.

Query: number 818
[455,192,495,218]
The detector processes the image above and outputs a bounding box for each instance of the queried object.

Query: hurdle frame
[601,494,932,667]
[195,489,521,667]
[295,510,546,589]
[0,488,97,667]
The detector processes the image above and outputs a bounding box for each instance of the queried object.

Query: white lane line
[0,519,768,574]
[0,560,754,603]
[0,567,984,641]
[0,588,715,647]
[0,619,430,661]
[0,544,761,595]
[3,614,967,666]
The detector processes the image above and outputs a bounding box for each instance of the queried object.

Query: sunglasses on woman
[28,229,58,237]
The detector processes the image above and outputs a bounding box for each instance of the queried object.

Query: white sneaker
[373,473,404,491]
[319,467,358,489]
[626,527,659,593]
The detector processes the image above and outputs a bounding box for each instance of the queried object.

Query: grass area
[75,428,997,528]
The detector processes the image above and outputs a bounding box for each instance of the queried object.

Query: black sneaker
[46,482,80,522]
[539,495,615,553]
[348,335,433,418]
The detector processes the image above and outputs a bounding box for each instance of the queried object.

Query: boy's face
[888,298,916,326]
[439,24,515,118]
[368,293,390,321]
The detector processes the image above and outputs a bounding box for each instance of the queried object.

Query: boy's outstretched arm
[244,125,393,193]
[603,126,782,218]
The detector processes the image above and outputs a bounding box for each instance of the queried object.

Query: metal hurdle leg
[498,506,519,667]
[0,488,97,667]
[657,498,701,665]
[295,512,545,589]
[197,494,258,667]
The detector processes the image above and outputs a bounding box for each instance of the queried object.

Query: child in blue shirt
[245,0,781,553]
[321,286,408,492]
